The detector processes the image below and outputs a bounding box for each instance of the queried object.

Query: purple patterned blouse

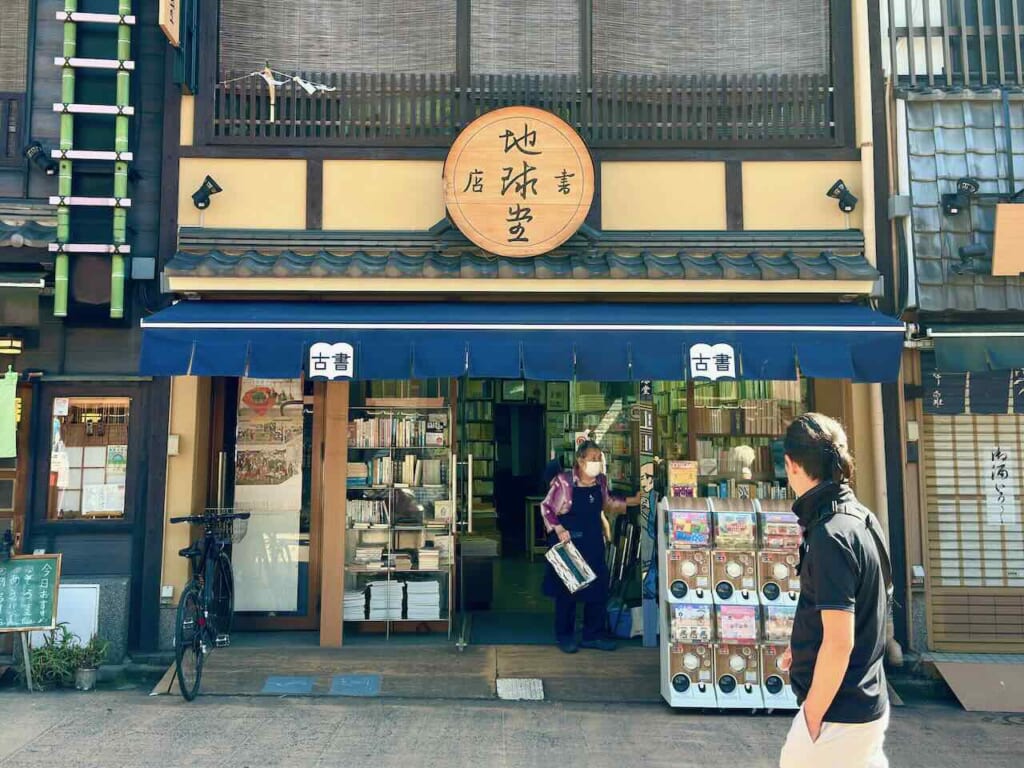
[540,468,627,532]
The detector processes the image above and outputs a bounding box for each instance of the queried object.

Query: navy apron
[543,482,610,604]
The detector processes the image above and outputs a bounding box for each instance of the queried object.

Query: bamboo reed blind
[0,0,29,92]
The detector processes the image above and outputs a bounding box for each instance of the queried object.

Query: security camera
[22,141,58,176]
[191,175,222,210]
[826,179,858,213]
[950,242,991,275]
[941,177,980,216]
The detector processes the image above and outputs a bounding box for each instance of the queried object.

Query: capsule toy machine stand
[714,603,764,709]
[755,499,801,711]
[658,497,717,708]
[709,499,759,606]
[756,500,801,608]
[761,605,799,711]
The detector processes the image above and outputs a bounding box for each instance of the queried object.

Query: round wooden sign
[443,106,594,258]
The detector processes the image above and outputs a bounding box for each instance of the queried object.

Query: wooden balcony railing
[0,92,26,166]
[211,72,835,147]
[887,0,1024,88]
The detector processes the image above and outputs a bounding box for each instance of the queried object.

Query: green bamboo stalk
[110,254,125,319]
[110,1,133,319]
[54,1,77,318]
[54,254,69,317]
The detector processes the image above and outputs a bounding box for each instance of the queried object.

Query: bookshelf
[461,379,496,525]
[656,380,808,501]
[344,404,455,635]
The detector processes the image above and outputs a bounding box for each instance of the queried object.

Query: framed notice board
[0,555,62,633]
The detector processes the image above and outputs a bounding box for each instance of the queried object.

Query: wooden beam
[320,381,349,647]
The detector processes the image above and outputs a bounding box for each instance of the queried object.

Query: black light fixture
[22,141,58,176]
[191,175,223,210]
[826,179,858,213]
[950,242,991,275]
[941,176,980,216]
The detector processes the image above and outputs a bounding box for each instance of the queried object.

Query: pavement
[0,687,1022,768]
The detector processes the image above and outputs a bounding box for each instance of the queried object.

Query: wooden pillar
[319,381,349,647]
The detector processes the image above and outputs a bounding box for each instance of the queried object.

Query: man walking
[778,413,893,768]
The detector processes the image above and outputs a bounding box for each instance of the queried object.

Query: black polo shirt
[789,483,888,724]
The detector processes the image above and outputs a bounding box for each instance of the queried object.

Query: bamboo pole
[54,0,78,318]
[109,0,133,318]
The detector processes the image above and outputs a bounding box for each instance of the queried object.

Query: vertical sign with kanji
[443,106,595,258]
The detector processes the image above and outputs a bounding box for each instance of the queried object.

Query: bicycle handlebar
[169,511,252,525]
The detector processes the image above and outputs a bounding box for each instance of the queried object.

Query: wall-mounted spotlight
[191,175,223,210]
[950,242,991,275]
[22,141,58,176]
[941,176,980,216]
[826,179,858,213]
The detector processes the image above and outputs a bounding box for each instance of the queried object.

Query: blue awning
[139,301,905,382]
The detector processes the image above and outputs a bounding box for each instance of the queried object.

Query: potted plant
[73,634,109,692]
[15,623,78,691]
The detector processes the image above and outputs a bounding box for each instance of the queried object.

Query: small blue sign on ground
[261,675,315,695]
[329,674,381,697]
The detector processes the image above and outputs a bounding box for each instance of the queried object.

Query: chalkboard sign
[0,555,62,633]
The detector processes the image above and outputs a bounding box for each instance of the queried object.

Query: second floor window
[219,0,458,74]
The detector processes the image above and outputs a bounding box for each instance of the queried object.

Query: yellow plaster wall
[177,158,307,229]
[179,95,194,146]
[161,377,212,593]
[742,162,864,230]
[600,162,726,230]
[323,161,444,230]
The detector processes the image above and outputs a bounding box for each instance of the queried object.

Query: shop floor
[151,643,661,703]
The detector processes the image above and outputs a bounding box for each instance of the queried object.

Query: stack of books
[344,589,367,621]
[405,580,441,620]
[418,547,440,570]
[347,462,369,488]
[368,580,404,620]
[354,547,384,567]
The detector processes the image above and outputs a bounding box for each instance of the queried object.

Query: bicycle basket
[212,515,248,544]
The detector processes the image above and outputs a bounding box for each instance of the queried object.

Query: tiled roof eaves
[165,247,879,282]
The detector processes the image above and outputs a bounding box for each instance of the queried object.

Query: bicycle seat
[178,545,202,559]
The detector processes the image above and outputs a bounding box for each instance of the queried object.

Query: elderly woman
[541,440,641,653]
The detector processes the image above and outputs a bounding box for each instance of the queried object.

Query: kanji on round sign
[443,106,595,258]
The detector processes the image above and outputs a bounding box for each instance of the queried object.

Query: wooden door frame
[1,383,32,554]
[230,378,325,632]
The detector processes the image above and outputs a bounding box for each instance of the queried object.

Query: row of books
[347,457,445,487]
[345,579,443,621]
[463,401,494,421]
[696,440,779,477]
[668,508,801,550]
[693,380,803,406]
[670,603,795,644]
[690,401,794,436]
[348,501,389,527]
[350,547,449,570]
[465,440,495,459]
[703,480,793,501]
[462,422,494,441]
[348,414,448,448]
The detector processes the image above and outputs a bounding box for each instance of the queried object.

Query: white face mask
[583,460,603,477]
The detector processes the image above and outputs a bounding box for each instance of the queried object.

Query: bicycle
[170,507,250,700]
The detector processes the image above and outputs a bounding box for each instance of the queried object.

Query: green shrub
[13,623,109,691]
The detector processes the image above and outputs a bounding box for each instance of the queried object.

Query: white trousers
[779,706,889,768]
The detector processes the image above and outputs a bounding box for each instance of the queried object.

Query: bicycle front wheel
[210,552,235,636]
[175,583,204,701]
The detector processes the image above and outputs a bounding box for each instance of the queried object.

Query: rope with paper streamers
[218,65,337,122]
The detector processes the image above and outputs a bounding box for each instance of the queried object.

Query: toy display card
[714,511,757,549]
[669,510,712,549]
[761,511,801,551]
[670,603,714,644]
[716,604,760,642]
[763,605,797,642]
